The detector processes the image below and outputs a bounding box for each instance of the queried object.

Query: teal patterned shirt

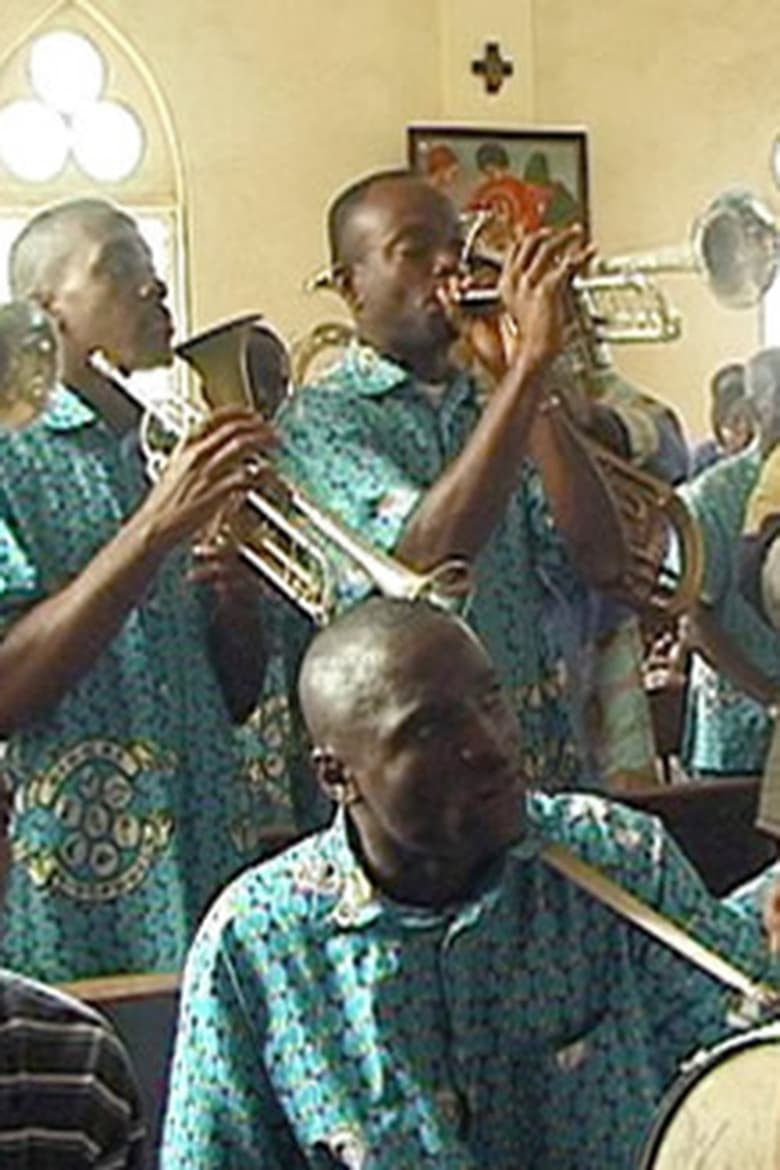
[161,793,777,1170]
[277,344,582,788]
[681,447,780,775]
[0,386,302,981]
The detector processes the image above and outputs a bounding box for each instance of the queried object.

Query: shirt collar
[299,800,546,932]
[41,384,100,433]
[340,340,475,409]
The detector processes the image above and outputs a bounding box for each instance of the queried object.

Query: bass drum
[638,1024,780,1169]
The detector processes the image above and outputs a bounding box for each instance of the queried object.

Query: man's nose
[455,710,509,767]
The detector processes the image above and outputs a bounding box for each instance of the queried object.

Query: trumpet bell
[0,300,59,430]
[694,189,779,309]
[600,188,780,312]
[175,314,292,417]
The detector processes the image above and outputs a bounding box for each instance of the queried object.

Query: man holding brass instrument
[0,197,283,982]
[279,169,631,790]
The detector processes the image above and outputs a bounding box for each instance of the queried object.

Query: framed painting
[407,125,590,240]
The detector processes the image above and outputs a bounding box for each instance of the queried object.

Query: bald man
[162,597,779,1170]
[0,198,278,982]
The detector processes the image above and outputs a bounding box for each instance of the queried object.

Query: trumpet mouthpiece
[454,286,502,314]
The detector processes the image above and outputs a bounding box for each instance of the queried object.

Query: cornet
[91,315,472,625]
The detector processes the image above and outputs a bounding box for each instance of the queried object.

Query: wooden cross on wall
[471,41,514,95]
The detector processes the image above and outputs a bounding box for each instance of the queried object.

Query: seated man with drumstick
[162,597,780,1170]
[0,198,293,983]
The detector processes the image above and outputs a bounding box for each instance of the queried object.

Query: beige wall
[3,0,780,434]
[2,0,442,347]
[438,0,535,120]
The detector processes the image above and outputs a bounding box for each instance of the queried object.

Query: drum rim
[637,1023,780,1168]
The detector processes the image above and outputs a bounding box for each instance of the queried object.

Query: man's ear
[311,746,357,805]
[335,262,364,313]
[36,289,66,334]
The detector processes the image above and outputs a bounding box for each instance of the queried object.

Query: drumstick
[542,842,779,1008]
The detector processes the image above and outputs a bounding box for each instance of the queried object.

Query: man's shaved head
[300,597,523,903]
[9,198,132,301]
[326,168,414,272]
[299,597,469,748]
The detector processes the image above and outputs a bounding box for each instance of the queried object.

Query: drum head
[639,1025,780,1169]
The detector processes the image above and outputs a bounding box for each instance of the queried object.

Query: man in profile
[0,198,278,982]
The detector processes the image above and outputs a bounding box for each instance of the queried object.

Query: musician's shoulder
[528,790,663,866]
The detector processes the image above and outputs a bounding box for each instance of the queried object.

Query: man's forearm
[526,401,628,588]
[396,354,547,569]
[0,510,168,734]
[206,598,269,724]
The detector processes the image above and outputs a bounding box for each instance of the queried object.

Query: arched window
[0,3,186,397]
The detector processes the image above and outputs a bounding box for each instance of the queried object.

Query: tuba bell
[91,315,472,625]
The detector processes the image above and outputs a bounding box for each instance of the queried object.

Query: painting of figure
[408,126,589,252]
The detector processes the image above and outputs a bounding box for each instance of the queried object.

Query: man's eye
[413,721,437,741]
[398,243,428,260]
[410,713,446,743]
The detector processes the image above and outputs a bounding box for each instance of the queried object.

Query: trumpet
[456,189,779,330]
[448,191,780,619]
[0,300,59,431]
[91,315,472,625]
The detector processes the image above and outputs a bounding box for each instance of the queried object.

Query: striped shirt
[0,969,146,1168]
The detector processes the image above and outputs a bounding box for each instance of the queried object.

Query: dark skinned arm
[205,592,269,724]
[397,228,628,589]
[525,398,628,587]
[0,408,274,735]
[396,344,551,567]
[190,527,271,724]
[398,227,606,570]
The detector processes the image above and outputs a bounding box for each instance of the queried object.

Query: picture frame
[407,124,590,237]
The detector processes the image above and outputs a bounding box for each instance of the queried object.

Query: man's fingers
[500,224,590,301]
[182,411,279,467]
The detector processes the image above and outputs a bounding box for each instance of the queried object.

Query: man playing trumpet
[0,198,283,981]
[279,169,631,789]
